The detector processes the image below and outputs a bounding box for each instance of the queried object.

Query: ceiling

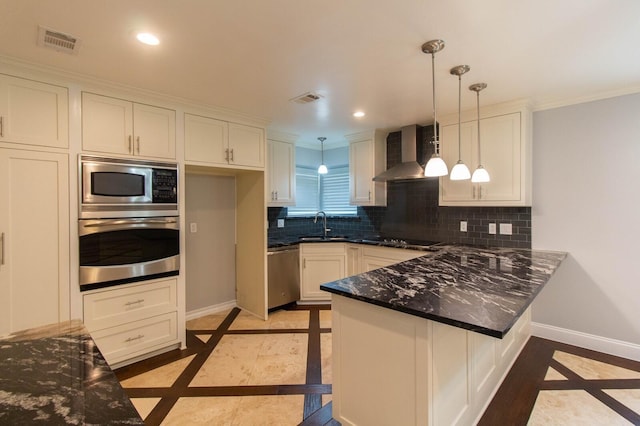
[1,0,639,148]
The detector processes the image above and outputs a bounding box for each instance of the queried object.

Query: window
[287,166,356,217]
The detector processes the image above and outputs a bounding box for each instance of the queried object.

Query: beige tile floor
[121,308,640,425]
[122,308,330,425]
[528,350,640,425]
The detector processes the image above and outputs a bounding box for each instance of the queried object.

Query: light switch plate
[489,223,496,234]
[277,219,285,228]
[460,221,467,232]
[499,223,513,235]
[190,223,197,233]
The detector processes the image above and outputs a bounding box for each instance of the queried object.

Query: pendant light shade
[317,137,328,174]
[424,154,448,176]
[449,65,471,181]
[422,40,448,177]
[470,83,490,183]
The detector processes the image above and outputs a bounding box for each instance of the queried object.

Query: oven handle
[79,217,179,236]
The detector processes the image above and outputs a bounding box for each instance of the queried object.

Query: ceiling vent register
[38,26,80,54]
[290,91,323,104]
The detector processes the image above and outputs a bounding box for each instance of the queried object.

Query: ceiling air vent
[38,26,80,54]
[290,91,323,104]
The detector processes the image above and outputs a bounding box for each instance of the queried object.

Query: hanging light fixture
[422,39,448,177]
[449,65,471,181]
[469,83,490,183]
[317,137,328,174]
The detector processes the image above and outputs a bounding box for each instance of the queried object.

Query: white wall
[185,173,237,313]
[532,93,640,358]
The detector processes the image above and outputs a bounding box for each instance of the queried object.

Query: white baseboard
[186,300,237,321]
[531,322,640,362]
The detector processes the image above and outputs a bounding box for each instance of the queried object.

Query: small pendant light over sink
[317,137,328,174]
[422,39,448,177]
[470,83,490,183]
[449,65,471,181]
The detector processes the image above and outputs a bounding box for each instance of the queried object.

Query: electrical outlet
[277,219,285,228]
[190,223,197,233]
[460,221,467,232]
[488,223,496,234]
[499,223,513,235]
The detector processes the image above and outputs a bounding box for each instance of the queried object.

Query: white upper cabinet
[347,130,387,206]
[0,74,68,149]
[82,92,176,160]
[267,134,296,206]
[185,113,265,169]
[439,101,532,206]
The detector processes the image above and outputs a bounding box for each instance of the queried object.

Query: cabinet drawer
[361,246,424,263]
[91,312,178,365]
[83,278,177,330]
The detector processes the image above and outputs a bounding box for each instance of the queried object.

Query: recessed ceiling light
[353,111,365,118]
[136,32,160,46]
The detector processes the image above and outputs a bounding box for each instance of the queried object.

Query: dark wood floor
[479,336,640,425]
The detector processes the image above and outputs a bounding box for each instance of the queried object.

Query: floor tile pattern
[115,304,332,425]
[480,337,640,425]
[116,307,640,425]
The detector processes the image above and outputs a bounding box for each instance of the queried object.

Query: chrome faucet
[313,211,331,238]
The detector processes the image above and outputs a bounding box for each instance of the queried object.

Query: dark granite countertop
[320,244,567,338]
[0,320,143,425]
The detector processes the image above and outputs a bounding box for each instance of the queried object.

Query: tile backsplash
[268,125,531,248]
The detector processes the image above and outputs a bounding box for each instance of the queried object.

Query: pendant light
[422,39,448,177]
[317,137,328,174]
[469,83,490,183]
[449,65,471,180]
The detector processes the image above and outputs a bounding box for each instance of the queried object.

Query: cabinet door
[440,121,476,202]
[479,113,521,202]
[349,139,374,204]
[184,113,228,165]
[0,149,69,335]
[267,139,295,206]
[133,103,176,159]
[301,255,345,300]
[229,123,265,168]
[82,92,133,155]
[0,75,68,148]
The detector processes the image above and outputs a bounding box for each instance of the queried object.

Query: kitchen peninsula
[0,320,143,425]
[321,244,566,426]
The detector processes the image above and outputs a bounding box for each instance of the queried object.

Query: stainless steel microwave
[80,155,178,218]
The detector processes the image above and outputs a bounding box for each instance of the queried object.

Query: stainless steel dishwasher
[267,245,300,309]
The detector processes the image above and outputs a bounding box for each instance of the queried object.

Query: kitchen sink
[298,236,350,242]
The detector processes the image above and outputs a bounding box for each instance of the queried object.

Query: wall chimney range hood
[373,125,425,182]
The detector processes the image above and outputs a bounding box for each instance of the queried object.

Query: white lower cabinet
[83,277,179,366]
[300,243,346,301]
[332,294,532,426]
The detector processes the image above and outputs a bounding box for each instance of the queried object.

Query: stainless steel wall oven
[78,156,180,291]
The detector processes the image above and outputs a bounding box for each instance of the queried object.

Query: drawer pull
[125,334,144,343]
[125,299,145,306]
[128,135,132,153]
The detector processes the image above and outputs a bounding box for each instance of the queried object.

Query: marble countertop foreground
[321,244,567,338]
[0,320,143,425]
